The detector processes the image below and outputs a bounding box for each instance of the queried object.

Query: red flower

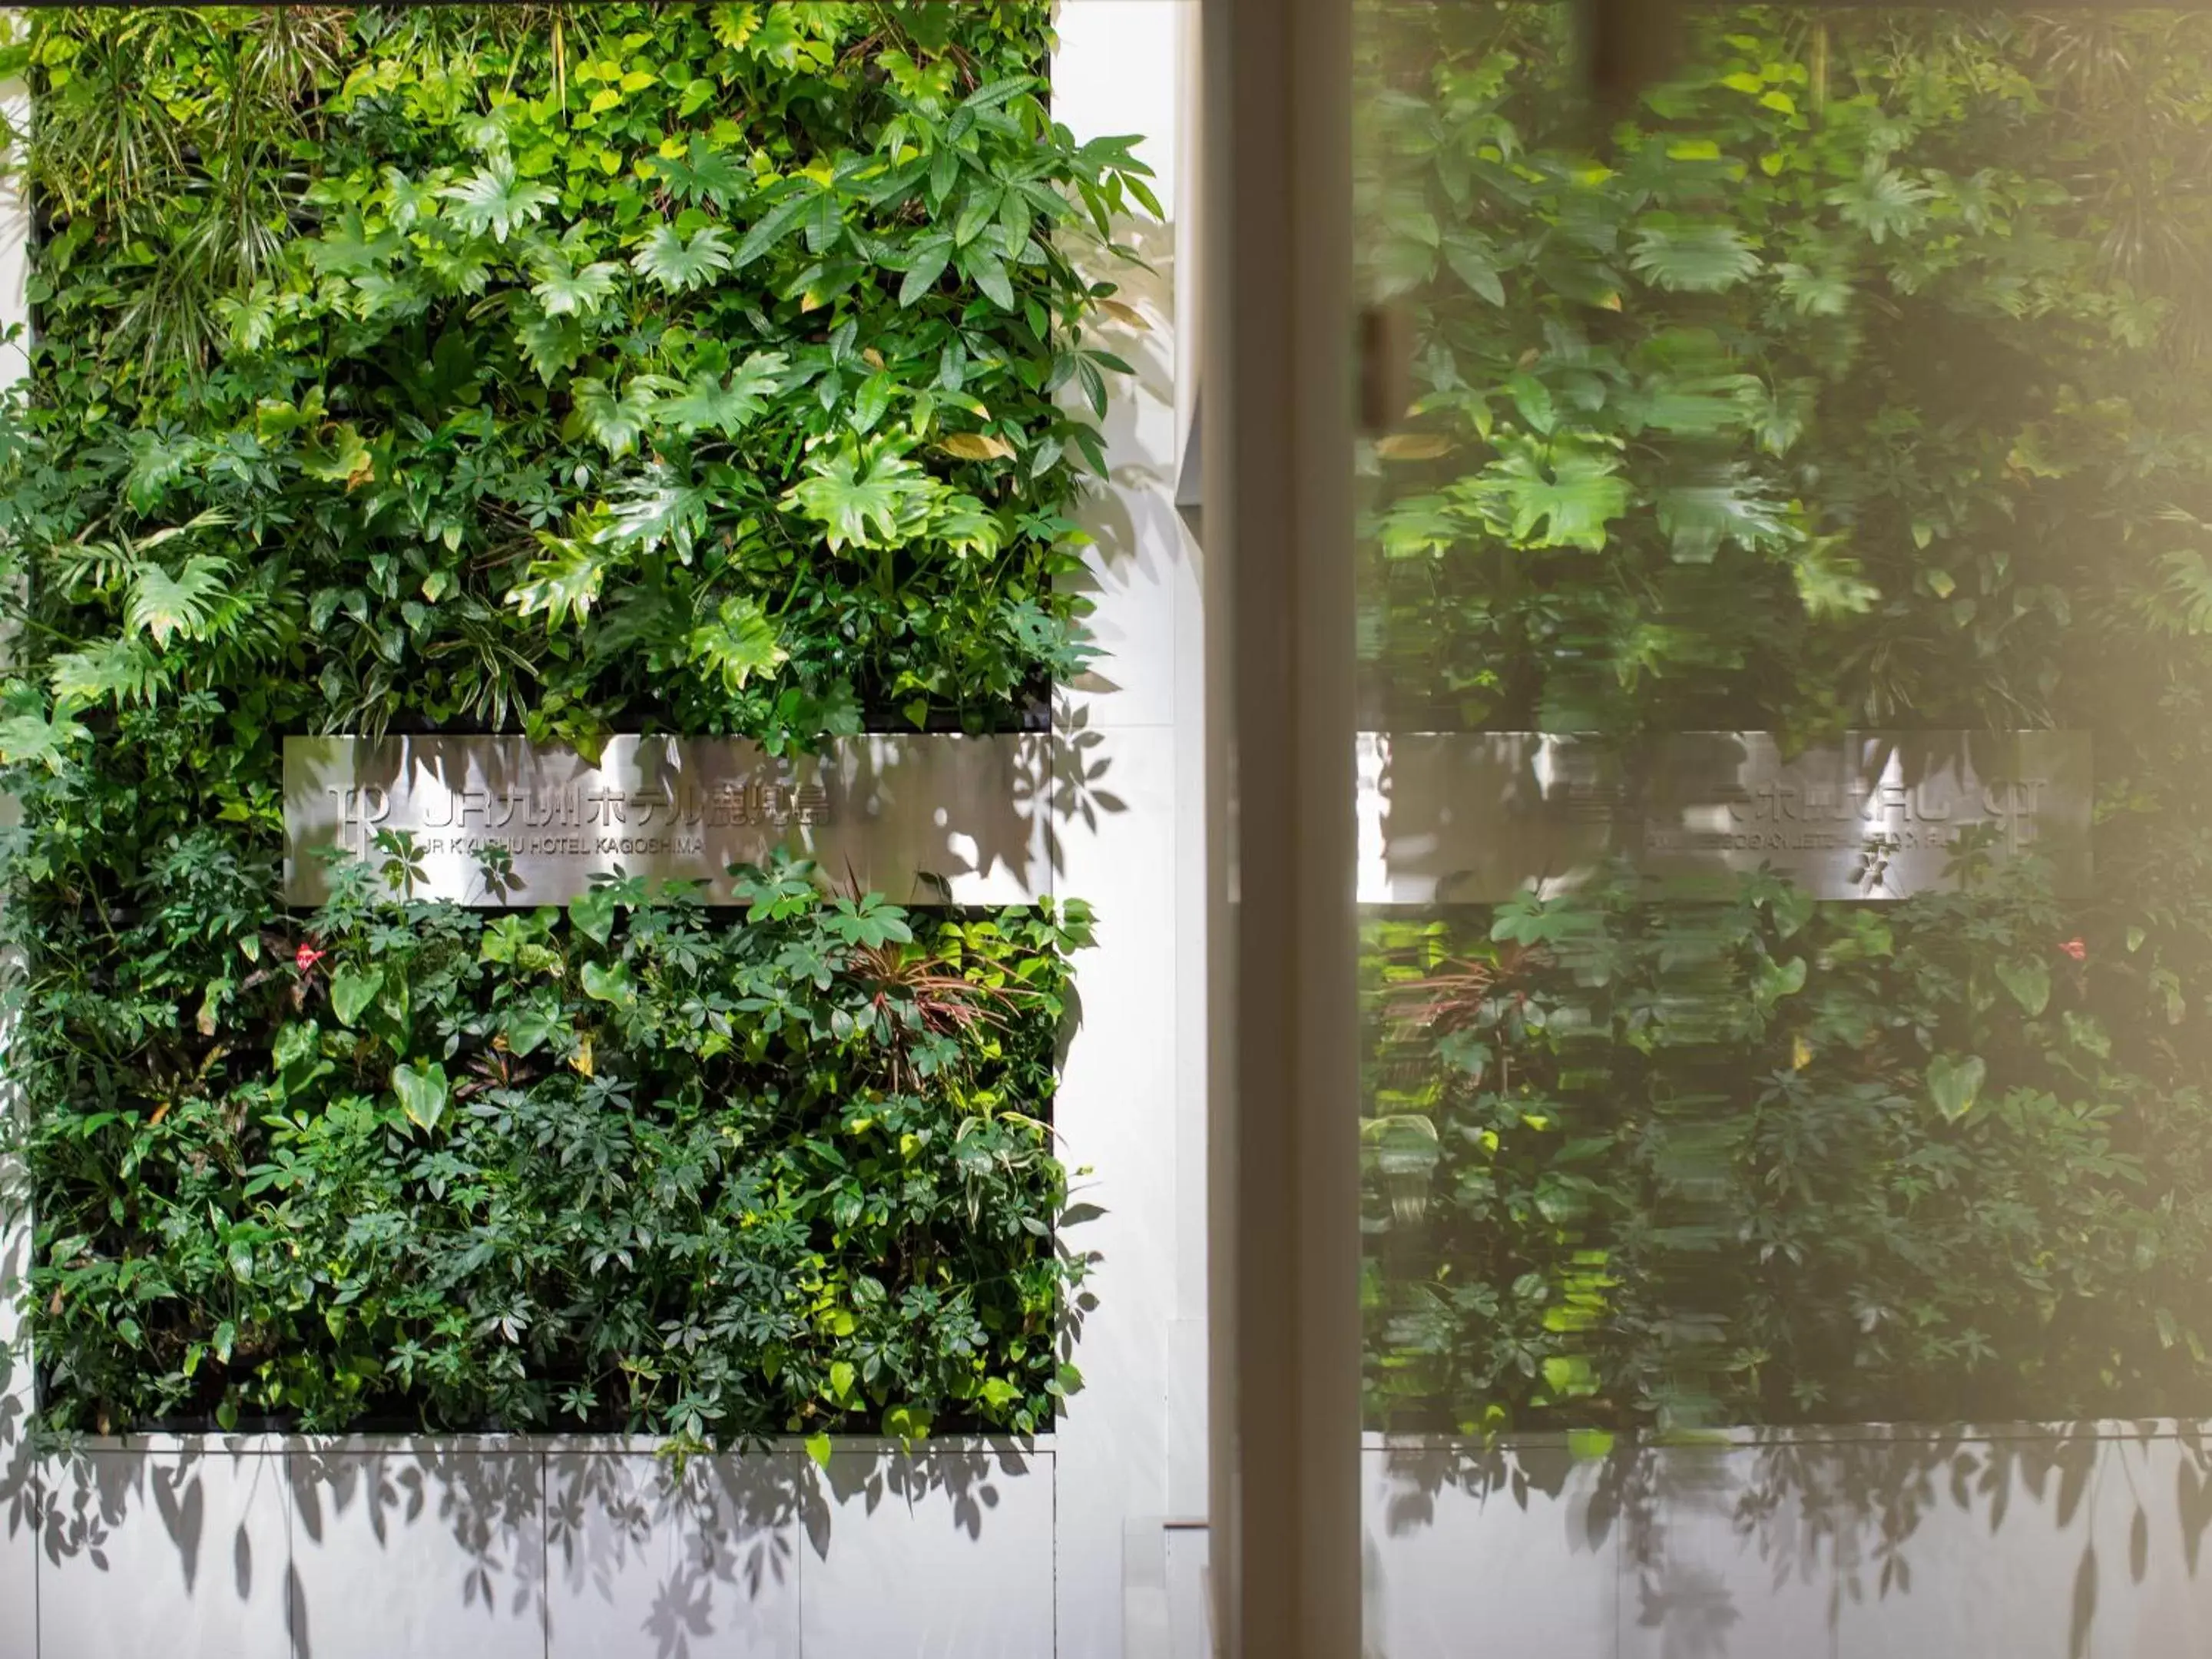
[2058,938,2087,962]
[295,942,327,972]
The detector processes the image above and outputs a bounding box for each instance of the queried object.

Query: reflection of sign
[285,734,1050,907]
[1359,731,2091,903]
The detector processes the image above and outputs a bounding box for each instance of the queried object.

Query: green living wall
[1359,8,2212,1435]
[0,4,1152,1445]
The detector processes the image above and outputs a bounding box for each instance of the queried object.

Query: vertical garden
[0,4,1152,1447]
[1358,7,2212,1435]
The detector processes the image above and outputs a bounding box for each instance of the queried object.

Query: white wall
[1048,2,1210,1654]
[1362,1426,2212,1659]
[2,41,38,1659]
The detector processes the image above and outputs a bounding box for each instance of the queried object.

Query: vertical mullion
[1202,0,1361,1654]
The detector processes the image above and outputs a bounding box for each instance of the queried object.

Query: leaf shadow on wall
[1370,1428,2212,1659]
[3,1426,1043,1658]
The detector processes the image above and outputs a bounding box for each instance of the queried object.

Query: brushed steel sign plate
[1357,730,2091,903]
[283,733,1053,907]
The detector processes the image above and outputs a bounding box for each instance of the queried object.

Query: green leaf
[300,422,374,488]
[965,250,1015,310]
[1927,1054,1987,1124]
[657,353,786,437]
[689,595,788,693]
[734,187,818,268]
[882,1403,934,1442]
[0,707,89,771]
[530,258,621,318]
[1628,217,1761,293]
[503,1005,559,1058]
[649,137,748,207]
[507,531,609,628]
[126,555,233,648]
[570,886,619,947]
[441,160,556,243]
[631,224,735,292]
[1825,165,1936,243]
[1996,959,2052,1018]
[579,960,637,1012]
[329,965,384,1028]
[783,441,936,551]
[48,637,166,710]
[1470,444,1628,551]
[391,1061,451,1132]
[803,1432,833,1471]
[517,312,586,382]
[1791,538,1881,617]
[899,234,954,306]
[567,377,662,458]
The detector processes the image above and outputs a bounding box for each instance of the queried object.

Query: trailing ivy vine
[0,3,1148,1443]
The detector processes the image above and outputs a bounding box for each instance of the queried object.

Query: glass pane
[1354,7,2212,1650]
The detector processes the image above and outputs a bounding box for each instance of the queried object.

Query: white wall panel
[543,1449,800,1659]
[800,1447,1055,1658]
[285,1445,545,1659]
[1050,8,1206,1658]
[37,1448,290,1659]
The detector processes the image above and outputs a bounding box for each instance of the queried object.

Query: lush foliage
[1358,8,2212,1431]
[39,849,1091,1444]
[0,4,1144,1441]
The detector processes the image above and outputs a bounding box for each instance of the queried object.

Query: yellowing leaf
[1376,433,1455,461]
[935,432,1015,462]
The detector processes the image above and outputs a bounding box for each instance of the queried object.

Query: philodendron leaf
[391,1061,450,1131]
[1927,1053,1987,1123]
[569,886,618,946]
[882,1403,933,1442]
[580,959,637,1011]
[1996,959,2052,1018]
[329,965,383,1027]
[688,596,787,694]
[126,555,232,647]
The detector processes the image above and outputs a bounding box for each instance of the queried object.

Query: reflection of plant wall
[1359,8,2212,1431]
[0,5,1150,1443]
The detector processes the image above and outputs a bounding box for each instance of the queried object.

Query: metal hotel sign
[283,733,1053,906]
[1355,730,2091,903]
[285,729,2088,909]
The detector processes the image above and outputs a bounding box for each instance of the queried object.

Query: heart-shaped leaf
[1995,959,2051,1018]
[329,965,383,1028]
[502,1004,560,1057]
[391,1061,450,1131]
[568,886,618,946]
[580,959,637,1011]
[1927,1053,1987,1123]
